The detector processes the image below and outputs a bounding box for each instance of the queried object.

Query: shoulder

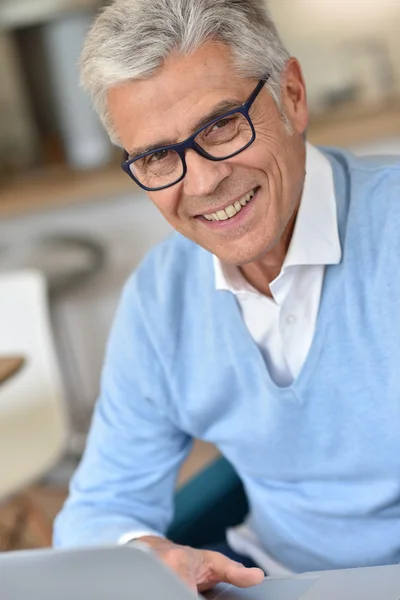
[320,145,400,189]
[122,232,213,316]
[320,146,400,219]
[320,147,400,261]
[348,151,400,188]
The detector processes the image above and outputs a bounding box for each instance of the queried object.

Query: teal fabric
[54,148,400,573]
[167,457,248,547]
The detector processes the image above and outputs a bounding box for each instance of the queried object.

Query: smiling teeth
[204,190,256,221]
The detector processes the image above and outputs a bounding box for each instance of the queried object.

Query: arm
[53,274,193,547]
[53,272,264,591]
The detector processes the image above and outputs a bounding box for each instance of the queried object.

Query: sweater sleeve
[53,272,192,547]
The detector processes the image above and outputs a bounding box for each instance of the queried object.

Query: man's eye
[211,118,232,132]
[149,150,169,163]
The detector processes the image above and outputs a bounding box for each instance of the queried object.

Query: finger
[202,551,265,588]
[224,564,265,588]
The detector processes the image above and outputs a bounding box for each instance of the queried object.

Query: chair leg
[0,492,53,550]
[0,486,65,550]
[4,502,28,551]
[21,491,53,547]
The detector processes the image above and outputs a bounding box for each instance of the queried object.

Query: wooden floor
[0,440,219,551]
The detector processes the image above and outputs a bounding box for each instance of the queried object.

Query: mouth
[199,187,259,223]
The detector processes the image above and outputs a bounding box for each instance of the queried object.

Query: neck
[240,208,298,297]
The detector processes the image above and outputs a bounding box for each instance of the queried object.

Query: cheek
[249,127,303,189]
[233,143,274,175]
[148,190,180,218]
[241,138,302,218]
[238,144,285,200]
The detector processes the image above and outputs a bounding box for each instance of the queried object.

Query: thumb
[202,551,265,589]
[225,562,265,588]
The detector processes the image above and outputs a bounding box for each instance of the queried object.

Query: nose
[183,149,232,197]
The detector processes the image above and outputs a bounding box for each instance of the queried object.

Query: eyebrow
[127,98,243,159]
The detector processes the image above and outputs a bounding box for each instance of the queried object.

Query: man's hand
[138,535,265,593]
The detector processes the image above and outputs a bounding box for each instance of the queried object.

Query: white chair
[0,270,69,549]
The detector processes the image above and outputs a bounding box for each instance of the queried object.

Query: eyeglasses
[121,75,270,192]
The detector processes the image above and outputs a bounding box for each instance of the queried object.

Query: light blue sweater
[54,148,400,573]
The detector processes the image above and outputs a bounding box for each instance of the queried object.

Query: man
[54,0,400,594]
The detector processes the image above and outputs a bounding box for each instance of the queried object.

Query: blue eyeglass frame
[121,74,270,192]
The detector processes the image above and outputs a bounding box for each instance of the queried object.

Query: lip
[194,187,258,219]
[196,187,260,228]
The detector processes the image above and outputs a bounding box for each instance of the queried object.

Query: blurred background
[0,0,399,552]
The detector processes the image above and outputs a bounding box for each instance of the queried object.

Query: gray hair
[81,0,291,145]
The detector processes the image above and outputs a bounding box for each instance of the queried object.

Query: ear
[281,58,309,135]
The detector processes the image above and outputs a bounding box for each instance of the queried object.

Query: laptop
[206,564,400,600]
[0,543,399,600]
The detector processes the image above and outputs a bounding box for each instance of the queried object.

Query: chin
[217,245,267,267]
[224,234,276,266]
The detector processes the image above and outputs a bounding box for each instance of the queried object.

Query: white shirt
[214,142,341,387]
[120,143,342,572]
